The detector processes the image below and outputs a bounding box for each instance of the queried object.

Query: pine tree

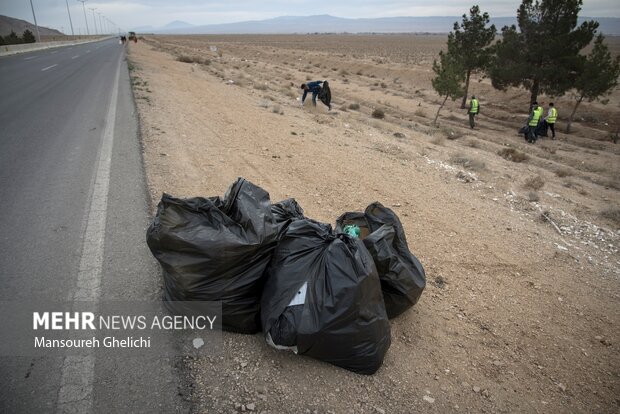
[566,34,620,133]
[489,0,598,107]
[5,30,21,45]
[22,30,36,43]
[432,51,465,126]
[447,6,496,108]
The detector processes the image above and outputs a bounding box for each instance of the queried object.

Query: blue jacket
[302,81,323,103]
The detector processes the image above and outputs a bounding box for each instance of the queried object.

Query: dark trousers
[469,112,477,128]
[548,122,555,138]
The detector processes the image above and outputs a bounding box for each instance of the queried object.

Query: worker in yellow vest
[526,102,542,143]
[545,102,558,139]
[468,95,479,129]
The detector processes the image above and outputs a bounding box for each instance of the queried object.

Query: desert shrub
[254,83,268,91]
[540,144,556,154]
[498,148,529,163]
[526,191,540,202]
[177,55,199,63]
[272,105,283,114]
[599,208,620,226]
[465,139,480,148]
[450,153,486,171]
[339,69,349,76]
[380,82,387,88]
[430,135,445,146]
[356,70,363,75]
[415,108,426,118]
[217,49,223,57]
[349,103,360,110]
[372,108,385,119]
[555,168,573,177]
[442,127,463,140]
[523,175,545,191]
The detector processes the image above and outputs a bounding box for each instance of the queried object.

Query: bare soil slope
[127,35,619,414]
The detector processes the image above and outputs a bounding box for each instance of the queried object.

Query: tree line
[432,0,620,133]
[0,30,36,46]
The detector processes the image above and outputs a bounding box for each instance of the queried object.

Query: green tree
[447,5,496,108]
[22,29,36,43]
[5,30,22,45]
[0,35,5,46]
[489,0,598,107]
[566,34,620,133]
[432,51,465,126]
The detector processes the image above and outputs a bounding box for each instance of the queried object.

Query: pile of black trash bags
[147,178,425,375]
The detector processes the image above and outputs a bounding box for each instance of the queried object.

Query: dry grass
[555,168,573,177]
[450,153,486,171]
[441,127,464,140]
[348,103,360,110]
[176,55,201,63]
[372,108,385,119]
[599,207,620,226]
[523,175,545,191]
[526,191,540,202]
[498,148,529,163]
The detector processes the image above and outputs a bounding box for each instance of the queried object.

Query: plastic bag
[336,202,425,318]
[271,198,305,224]
[146,178,279,334]
[261,219,391,375]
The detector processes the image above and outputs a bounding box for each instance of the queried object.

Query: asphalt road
[0,39,190,413]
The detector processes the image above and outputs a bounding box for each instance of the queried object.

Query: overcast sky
[1,1,618,34]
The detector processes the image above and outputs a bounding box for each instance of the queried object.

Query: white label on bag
[287,282,307,306]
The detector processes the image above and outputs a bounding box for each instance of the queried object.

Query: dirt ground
[126,34,619,413]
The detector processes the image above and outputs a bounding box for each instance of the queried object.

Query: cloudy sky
[1,0,618,34]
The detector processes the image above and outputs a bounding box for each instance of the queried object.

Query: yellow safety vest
[529,108,541,127]
[470,99,479,114]
[547,107,557,124]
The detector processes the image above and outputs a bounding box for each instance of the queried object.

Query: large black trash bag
[336,202,426,319]
[261,219,391,375]
[146,178,279,334]
[271,198,305,224]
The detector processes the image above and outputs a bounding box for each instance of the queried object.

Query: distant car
[128,31,137,42]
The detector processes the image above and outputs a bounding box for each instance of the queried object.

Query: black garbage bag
[271,198,305,224]
[146,178,279,334]
[318,80,331,108]
[336,202,426,319]
[261,219,391,375]
[535,120,548,137]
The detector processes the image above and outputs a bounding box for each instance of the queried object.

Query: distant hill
[149,14,620,36]
[0,14,63,37]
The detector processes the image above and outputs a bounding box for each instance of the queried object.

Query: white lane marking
[72,55,79,59]
[41,64,58,71]
[24,56,38,60]
[56,50,123,414]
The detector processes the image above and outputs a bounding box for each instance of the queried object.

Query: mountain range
[0,15,63,37]
[136,14,620,36]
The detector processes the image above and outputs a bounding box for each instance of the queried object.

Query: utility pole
[28,0,41,42]
[65,0,75,36]
[89,7,98,35]
[77,0,89,35]
[97,12,104,34]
